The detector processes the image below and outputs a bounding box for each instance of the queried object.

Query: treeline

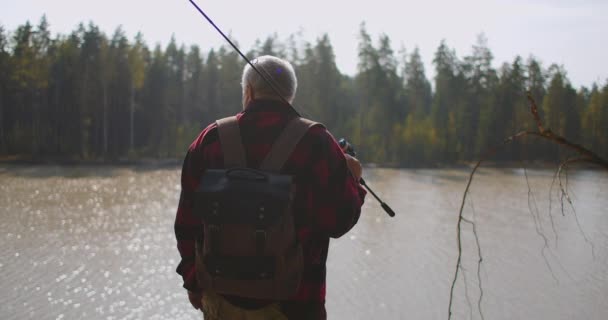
[1,17,607,165]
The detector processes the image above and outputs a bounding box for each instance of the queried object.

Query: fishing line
[186,0,395,217]
[187,0,302,117]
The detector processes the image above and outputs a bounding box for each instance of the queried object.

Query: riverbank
[0,155,182,168]
[0,155,602,170]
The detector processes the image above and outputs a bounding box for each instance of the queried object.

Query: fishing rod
[339,139,396,217]
[186,0,395,218]
[187,0,299,117]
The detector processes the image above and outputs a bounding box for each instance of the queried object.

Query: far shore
[1,155,602,170]
[0,155,182,168]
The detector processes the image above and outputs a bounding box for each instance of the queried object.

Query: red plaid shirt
[174,99,366,304]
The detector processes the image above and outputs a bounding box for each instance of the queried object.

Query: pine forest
[1,17,607,166]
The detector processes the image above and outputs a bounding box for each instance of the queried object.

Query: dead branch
[447,93,608,319]
[556,159,596,259]
[523,166,559,283]
[462,216,485,320]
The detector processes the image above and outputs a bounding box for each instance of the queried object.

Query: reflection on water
[1,165,607,319]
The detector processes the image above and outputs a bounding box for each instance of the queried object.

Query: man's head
[241,55,297,107]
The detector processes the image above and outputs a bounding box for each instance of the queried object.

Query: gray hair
[241,55,297,103]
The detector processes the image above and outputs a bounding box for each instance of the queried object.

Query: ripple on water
[1,166,607,320]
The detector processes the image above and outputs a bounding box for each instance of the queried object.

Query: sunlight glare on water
[0,165,607,319]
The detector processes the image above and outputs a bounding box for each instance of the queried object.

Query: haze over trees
[1,17,607,165]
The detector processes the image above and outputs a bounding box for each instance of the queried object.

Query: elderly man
[174,55,366,320]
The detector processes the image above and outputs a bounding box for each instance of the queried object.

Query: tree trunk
[103,80,108,158]
[80,65,88,159]
[0,86,4,154]
[54,77,61,155]
[31,89,38,157]
[130,83,134,154]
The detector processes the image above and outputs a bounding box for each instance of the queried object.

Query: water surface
[1,165,607,319]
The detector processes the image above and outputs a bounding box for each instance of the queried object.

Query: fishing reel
[337,138,395,217]
[338,138,356,157]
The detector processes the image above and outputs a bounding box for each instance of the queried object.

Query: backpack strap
[260,117,323,172]
[216,116,247,168]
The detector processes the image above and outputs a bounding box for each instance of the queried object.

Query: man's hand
[188,290,203,310]
[344,154,362,181]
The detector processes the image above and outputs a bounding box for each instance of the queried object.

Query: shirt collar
[243,99,297,115]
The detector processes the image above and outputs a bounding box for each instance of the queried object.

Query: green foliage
[405,47,432,117]
[541,65,581,159]
[400,115,439,165]
[1,18,607,164]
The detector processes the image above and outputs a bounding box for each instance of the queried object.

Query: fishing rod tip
[381,202,396,217]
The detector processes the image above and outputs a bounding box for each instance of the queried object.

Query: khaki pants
[201,291,288,320]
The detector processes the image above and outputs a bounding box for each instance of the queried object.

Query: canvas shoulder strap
[260,117,323,172]
[216,116,247,168]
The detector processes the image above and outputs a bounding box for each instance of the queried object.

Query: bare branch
[462,216,485,320]
[523,166,559,283]
[460,264,474,320]
[448,94,607,319]
[528,93,545,134]
[556,158,596,259]
[527,94,608,169]
[548,168,560,244]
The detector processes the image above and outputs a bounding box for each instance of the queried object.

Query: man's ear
[243,85,255,108]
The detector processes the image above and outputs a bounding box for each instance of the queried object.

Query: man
[174,55,366,319]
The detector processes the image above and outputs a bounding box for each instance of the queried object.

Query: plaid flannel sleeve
[307,127,367,238]
[174,126,215,292]
[174,150,202,292]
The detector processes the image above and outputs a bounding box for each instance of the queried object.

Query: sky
[1,0,607,88]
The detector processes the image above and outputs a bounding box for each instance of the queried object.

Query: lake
[1,165,607,319]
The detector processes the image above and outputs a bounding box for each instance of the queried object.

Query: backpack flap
[193,168,294,226]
